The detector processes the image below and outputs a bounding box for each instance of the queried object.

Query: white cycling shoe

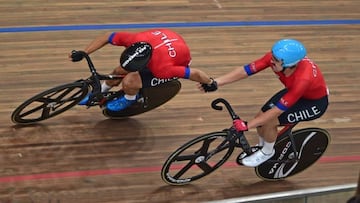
[241,149,275,167]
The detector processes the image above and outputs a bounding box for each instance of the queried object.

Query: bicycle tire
[103,80,181,118]
[11,82,88,124]
[255,128,330,180]
[161,131,235,185]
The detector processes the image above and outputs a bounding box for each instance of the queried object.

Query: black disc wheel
[161,131,235,185]
[11,82,88,124]
[103,80,181,118]
[255,128,330,180]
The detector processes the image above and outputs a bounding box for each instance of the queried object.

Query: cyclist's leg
[106,71,142,111]
[256,89,288,146]
[243,92,328,167]
[254,112,276,147]
[103,65,128,89]
[79,65,126,105]
[110,68,157,98]
[121,72,142,95]
[106,68,163,111]
[241,89,287,167]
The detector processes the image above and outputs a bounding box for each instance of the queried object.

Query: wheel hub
[195,156,205,163]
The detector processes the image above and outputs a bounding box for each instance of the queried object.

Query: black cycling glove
[201,78,218,92]
[70,50,84,62]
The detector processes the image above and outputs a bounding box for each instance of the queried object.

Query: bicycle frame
[276,124,300,163]
[212,98,301,163]
[78,51,126,106]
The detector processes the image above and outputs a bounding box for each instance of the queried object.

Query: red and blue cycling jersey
[108,29,191,79]
[244,52,328,111]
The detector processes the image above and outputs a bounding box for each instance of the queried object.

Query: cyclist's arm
[215,66,249,86]
[215,52,272,86]
[84,32,113,54]
[188,68,212,84]
[152,65,213,84]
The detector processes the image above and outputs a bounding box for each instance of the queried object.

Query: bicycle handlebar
[73,50,126,79]
[211,98,240,120]
[70,50,103,101]
[75,51,96,71]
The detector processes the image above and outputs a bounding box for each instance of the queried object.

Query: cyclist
[70,29,218,111]
[210,39,329,167]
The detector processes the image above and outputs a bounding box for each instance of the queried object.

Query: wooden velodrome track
[0,1,360,202]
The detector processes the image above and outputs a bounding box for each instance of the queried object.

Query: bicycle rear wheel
[11,82,88,124]
[103,80,181,118]
[255,128,330,180]
[161,131,234,185]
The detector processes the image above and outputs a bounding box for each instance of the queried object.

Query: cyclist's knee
[260,118,279,132]
[122,73,142,93]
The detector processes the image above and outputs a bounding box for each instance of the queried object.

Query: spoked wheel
[103,80,181,118]
[255,128,330,180]
[11,82,88,124]
[161,131,235,185]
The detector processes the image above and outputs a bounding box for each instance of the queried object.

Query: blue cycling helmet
[271,39,307,68]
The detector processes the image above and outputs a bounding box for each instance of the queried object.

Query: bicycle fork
[234,128,266,165]
[235,130,253,155]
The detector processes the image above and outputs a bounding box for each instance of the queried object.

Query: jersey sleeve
[108,32,135,46]
[276,78,311,111]
[244,52,273,76]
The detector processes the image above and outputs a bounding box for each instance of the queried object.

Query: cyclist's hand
[233,119,248,132]
[201,78,218,92]
[70,50,84,62]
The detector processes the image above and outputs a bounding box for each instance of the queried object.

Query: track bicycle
[161,98,330,185]
[11,51,181,124]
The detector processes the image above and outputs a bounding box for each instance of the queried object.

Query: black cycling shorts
[139,68,177,88]
[261,89,329,125]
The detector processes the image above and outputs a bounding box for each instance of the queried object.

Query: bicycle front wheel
[161,131,235,185]
[255,128,330,180]
[11,82,88,124]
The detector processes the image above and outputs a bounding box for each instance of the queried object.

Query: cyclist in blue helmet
[206,39,329,167]
[271,39,307,69]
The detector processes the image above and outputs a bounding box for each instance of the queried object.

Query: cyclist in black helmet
[70,29,218,111]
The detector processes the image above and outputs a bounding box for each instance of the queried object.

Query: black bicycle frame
[212,98,253,155]
[78,51,126,106]
[277,124,300,163]
[211,98,301,163]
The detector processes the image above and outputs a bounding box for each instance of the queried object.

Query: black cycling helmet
[120,42,152,72]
